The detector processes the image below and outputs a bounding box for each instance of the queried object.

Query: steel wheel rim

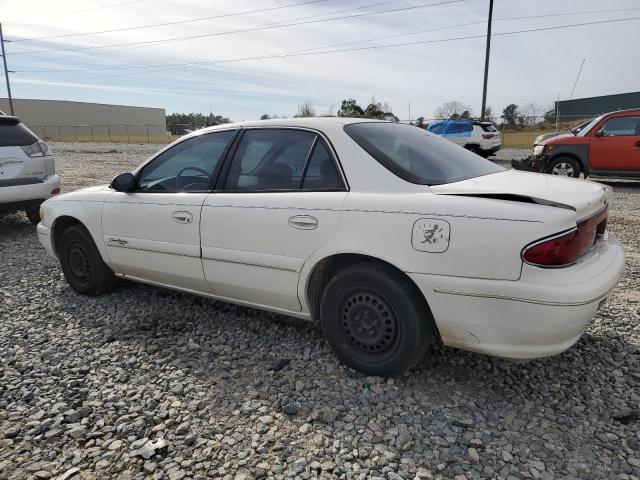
[341,291,398,355]
[68,242,91,280]
[552,162,574,176]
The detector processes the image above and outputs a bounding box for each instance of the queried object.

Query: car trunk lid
[0,117,46,182]
[430,170,609,220]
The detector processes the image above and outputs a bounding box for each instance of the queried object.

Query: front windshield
[570,120,591,135]
[344,122,504,185]
[576,114,605,137]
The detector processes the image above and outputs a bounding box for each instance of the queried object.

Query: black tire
[465,145,481,156]
[546,156,581,178]
[25,207,40,225]
[320,262,435,377]
[59,224,115,296]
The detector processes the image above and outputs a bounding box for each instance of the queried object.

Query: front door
[200,128,347,312]
[102,130,237,291]
[589,114,640,171]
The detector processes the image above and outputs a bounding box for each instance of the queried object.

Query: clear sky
[2,0,640,121]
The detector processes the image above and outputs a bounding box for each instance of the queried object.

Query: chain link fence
[29,114,596,148]
[29,123,210,144]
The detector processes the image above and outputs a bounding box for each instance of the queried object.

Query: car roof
[194,116,389,134]
[603,108,640,116]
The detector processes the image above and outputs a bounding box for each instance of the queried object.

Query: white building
[0,97,167,141]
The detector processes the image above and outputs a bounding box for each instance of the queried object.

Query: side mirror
[111,173,136,192]
[594,129,604,137]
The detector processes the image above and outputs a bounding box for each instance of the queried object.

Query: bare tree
[295,99,316,118]
[482,106,494,122]
[521,102,545,126]
[319,105,335,117]
[434,101,474,120]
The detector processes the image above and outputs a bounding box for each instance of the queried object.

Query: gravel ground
[1,142,639,480]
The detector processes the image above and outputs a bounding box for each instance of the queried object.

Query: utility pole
[0,22,14,115]
[480,0,493,121]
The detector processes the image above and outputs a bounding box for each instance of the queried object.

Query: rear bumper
[0,175,60,210]
[409,234,625,360]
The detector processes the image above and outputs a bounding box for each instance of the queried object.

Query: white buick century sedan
[37,118,625,376]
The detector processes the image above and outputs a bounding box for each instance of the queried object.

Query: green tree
[502,104,520,127]
[338,98,365,117]
[260,114,271,120]
[165,112,231,135]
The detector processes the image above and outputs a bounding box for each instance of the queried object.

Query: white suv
[427,120,502,157]
[0,115,60,223]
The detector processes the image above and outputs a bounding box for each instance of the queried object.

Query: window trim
[216,126,349,193]
[599,115,640,137]
[131,128,240,194]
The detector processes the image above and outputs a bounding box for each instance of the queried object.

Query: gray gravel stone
[1,143,640,479]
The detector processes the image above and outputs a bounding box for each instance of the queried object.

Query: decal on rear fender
[411,218,451,253]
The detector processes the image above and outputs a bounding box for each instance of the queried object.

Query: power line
[15,16,640,75]
[12,0,337,42]
[74,0,148,13]
[260,7,640,56]
[13,4,638,47]
[8,0,467,55]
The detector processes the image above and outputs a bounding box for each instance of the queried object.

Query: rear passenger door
[200,128,348,312]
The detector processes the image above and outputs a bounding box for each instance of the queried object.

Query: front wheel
[59,225,115,296]
[546,156,581,178]
[320,262,435,376]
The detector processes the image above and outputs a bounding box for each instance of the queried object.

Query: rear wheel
[320,262,435,376]
[59,225,115,296]
[546,156,581,178]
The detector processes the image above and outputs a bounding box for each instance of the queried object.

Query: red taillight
[51,188,60,195]
[523,208,608,267]
[482,133,496,139]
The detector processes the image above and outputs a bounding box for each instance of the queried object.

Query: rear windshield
[344,122,504,185]
[0,118,39,147]
[478,123,498,132]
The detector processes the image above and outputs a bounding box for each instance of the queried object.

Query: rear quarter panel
[298,191,577,309]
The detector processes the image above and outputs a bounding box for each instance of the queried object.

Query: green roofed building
[555,91,640,122]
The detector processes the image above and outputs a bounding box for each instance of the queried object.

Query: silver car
[0,115,60,223]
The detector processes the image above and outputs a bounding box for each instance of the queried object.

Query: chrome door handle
[288,215,318,230]
[635,141,640,147]
[172,211,193,224]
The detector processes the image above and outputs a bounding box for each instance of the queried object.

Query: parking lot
[1,142,639,480]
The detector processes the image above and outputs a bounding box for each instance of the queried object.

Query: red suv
[514,109,640,178]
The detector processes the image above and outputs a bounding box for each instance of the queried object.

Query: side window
[601,116,640,137]
[138,130,236,192]
[224,129,315,191]
[302,140,343,190]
